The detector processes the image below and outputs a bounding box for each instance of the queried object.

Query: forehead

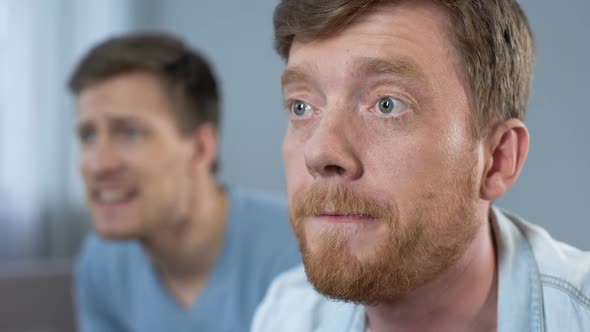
[76,71,174,122]
[283,1,457,85]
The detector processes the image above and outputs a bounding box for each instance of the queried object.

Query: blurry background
[0,0,588,273]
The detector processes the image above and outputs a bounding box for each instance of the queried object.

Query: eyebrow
[281,65,316,87]
[76,114,144,129]
[281,56,427,88]
[354,56,427,82]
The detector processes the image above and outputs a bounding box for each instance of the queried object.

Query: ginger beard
[289,163,481,305]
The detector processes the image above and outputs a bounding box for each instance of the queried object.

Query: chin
[94,229,135,241]
[92,218,139,241]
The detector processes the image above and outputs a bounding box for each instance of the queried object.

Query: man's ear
[480,119,530,201]
[190,122,219,172]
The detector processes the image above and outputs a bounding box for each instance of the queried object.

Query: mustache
[291,184,396,222]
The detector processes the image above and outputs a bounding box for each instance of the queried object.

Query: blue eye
[376,97,407,115]
[291,100,311,117]
[79,129,96,144]
[125,127,141,139]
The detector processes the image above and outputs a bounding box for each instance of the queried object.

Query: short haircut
[69,32,221,137]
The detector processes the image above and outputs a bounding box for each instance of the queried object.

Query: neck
[366,212,498,332]
[141,176,228,307]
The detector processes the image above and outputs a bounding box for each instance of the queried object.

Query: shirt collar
[493,206,545,332]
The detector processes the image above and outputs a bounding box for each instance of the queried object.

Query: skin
[76,71,226,307]
[282,1,529,331]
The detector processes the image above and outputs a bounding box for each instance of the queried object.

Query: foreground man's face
[282,1,484,303]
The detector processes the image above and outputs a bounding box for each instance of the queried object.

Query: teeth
[98,191,129,202]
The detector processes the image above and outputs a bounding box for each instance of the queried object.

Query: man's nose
[83,139,125,176]
[303,110,363,181]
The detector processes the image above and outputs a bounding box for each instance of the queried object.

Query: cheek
[364,125,472,203]
[155,154,188,186]
[79,147,95,173]
[283,132,308,192]
[131,151,177,200]
[79,157,91,181]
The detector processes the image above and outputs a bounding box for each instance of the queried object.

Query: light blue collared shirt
[252,207,590,332]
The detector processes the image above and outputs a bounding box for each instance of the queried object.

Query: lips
[314,211,377,223]
[320,212,373,217]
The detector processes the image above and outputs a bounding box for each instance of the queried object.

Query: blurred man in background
[69,33,299,332]
[253,0,590,331]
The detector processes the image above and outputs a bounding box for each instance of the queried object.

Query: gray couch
[0,261,76,332]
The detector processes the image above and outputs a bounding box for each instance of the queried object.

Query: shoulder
[226,185,294,252]
[498,208,590,327]
[501,210,590,294]
[228,186,288,219]
[75,233,145,289]
[77,233,143,267]
[226,185,301,280]
[252,265,360,332]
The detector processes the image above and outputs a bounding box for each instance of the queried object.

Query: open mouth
[91,188,139,205]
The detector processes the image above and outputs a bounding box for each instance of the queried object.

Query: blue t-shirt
[75,186,301,332]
